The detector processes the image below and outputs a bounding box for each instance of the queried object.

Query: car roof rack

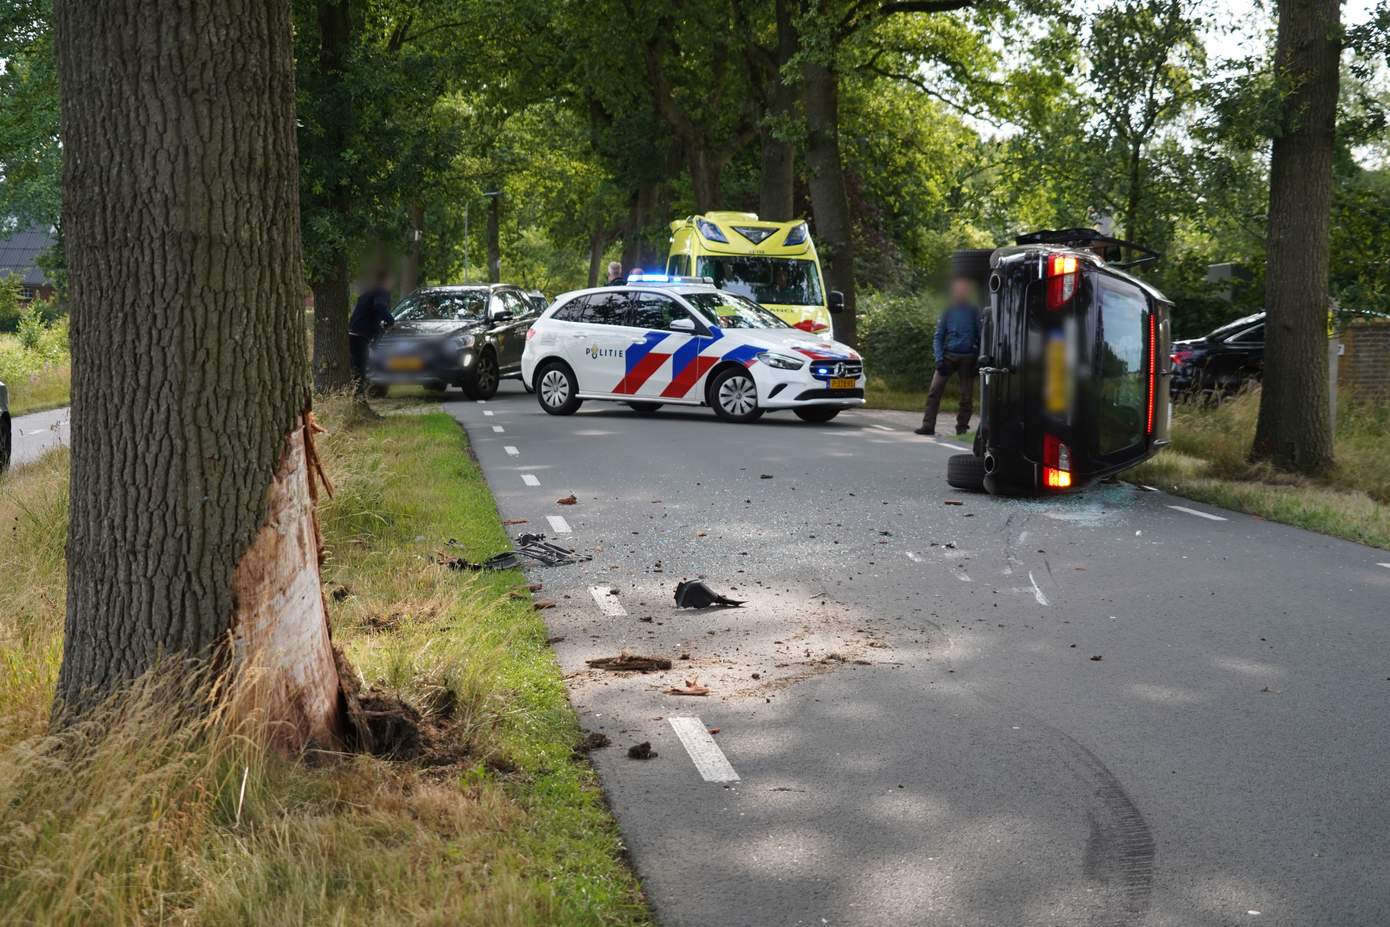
[1015,228,1161,268]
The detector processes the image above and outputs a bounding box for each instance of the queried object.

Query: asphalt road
[6,406,69,469]
[450,383,1390,927]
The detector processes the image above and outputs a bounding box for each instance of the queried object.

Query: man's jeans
[921,353,977,434]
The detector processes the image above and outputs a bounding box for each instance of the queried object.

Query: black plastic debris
[515,532,591,566]
[439,550,522,571]
[674,580,745,609]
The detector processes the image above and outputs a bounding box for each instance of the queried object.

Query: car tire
[462,350,500,400]
[0,413,10,473]
[626,402,663,414]
[366,384,388,399]
[946,453,987,492]
[708,367,763,423]
[793,406,841,423]
[536,361,582,416]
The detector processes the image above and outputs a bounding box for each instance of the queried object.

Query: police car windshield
[684,291,790,330]
[395,290,487,322]
[696,256,824,307]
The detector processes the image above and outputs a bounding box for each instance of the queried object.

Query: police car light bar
[625,273,714,286]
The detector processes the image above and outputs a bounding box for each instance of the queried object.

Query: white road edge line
[1028,571,1049,607]
[1167,504,1227,522]
[871,424,894,432]
[504,445,520,456]
[588,585,627,617]
[1140,484,1160,492]
[546,514,572,534]
[521,474,540,487]
[668,716,739,783]
[941,442,969,451]
[1377,563,1390,570]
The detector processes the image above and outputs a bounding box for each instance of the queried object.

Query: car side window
[579,292,630,326]
[1229,323,1264,344]
[628,292,699,332]
[500,290,528,318]
[549,295,587,322]
[666,255,689,276]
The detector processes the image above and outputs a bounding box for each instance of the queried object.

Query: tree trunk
[688,146,723,213]
[400,201,424,292]
[1251,0,1340,473]
[622,180,660,273]
[308,0,353,392]
[759,0,798,221]
[53,0,345,747]
[587,226,606,287]
[486,193,501,283]
[801,50,857,347]
[312,260,352,392]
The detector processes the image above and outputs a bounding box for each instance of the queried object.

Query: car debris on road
[674,580,745,608]
[587,655,674,672]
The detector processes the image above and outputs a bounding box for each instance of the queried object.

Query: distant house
[0,226,57,302]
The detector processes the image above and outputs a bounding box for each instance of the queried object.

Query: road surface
[6,406,69,469]
[448,385,1388,927]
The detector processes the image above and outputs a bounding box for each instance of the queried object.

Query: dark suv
[367,284,539,399]
[947,229,1172,495]
[1169,313,1264,398]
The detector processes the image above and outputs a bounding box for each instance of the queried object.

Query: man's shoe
[955,428,970,436]
[914,427,935,436]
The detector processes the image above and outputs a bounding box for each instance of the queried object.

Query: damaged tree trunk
[53,0,346,748]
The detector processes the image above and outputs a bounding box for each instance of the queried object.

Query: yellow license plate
[1044,337,1069,414]
[829,377,857,390]
[386,356,424,372]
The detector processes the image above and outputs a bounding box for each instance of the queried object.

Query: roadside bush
[858,290,942,389]
[0,275,20,332]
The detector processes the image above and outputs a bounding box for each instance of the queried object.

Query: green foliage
[0,275,20,332]
[858,290,944,389]
[0,0,60,229]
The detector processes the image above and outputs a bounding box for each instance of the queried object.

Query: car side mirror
[669,318,697,332]
[490,310,513,323]
[828,291,846,314]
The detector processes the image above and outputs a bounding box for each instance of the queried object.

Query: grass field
[1136,389,1390,549]
[0,400,652,926]
[0,332,71,416]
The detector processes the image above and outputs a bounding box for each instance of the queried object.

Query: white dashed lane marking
[668,717,739,783]
[588,585,627,617]
[521,474,540,487]
[870,424,894,432]
[483,410,494,416]
[504,445,520,456]
[546,515,572,534]
[492,425,505,433]
[1167,504,1227,522]
[1377,563,1390,570]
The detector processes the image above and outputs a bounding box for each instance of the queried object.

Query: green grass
[0,400,653,925]
[0,332,71,415]
[1135,389,1390,549]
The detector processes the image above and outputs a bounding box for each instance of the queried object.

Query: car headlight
[449,333,475,351]
[757,352,804,370]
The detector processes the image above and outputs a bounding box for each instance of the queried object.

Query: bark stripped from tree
[1251,0,1340,473]
[53,0,346,747]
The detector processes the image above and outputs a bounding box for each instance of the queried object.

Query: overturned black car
[947,229,1172,495]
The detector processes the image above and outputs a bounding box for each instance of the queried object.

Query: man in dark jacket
[348,270,396,394]
[916,278,982,436]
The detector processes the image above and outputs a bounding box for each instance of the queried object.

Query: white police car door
[618,291,708,401]
[569,291,634,395]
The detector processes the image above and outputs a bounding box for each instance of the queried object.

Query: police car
[520,276,865,423]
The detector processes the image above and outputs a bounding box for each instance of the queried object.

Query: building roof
[0,226,56,288]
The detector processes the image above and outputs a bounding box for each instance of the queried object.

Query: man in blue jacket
[916,277,982,436]
[348,269,396,395]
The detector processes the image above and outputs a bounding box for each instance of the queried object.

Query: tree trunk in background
[53,0,345,747]
[1251,0,1340,473]
[588,227,606,287]
[759,0,798,221]
[688,146,723,213]
[622,180,660,273]
[400,201,424,292]
[801,51,857,348]
[309,0,353,393]
[486,193,501,283]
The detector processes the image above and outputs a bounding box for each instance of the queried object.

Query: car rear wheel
[709,367,763,423]
[536,362,582,416]
[946,453,987,492]
[626,402,662,414]
[462,351,500,400]
[793,406,841,423]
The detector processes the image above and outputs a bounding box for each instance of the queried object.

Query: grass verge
[0,400,652,925]
[1134,389,1390,549]
[1,332,71,416]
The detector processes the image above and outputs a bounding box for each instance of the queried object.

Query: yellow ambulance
[664,212,838,333]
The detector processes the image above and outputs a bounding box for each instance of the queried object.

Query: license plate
[386,356,424,372]
[829,377,857,390]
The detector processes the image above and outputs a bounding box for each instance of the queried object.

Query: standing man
[349,269,395,395]
[916,278,982,436]
[606,261,624,285]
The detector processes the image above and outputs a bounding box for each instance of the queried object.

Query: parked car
[945,228,1172,495]
[0,380,10,473]
[1169,312,1264,398]
[367,284,540,399]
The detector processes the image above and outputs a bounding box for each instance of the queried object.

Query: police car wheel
[536,362,582,415]
[946,453,987,492]
[709,368,763,423]
[626,402,663,414]
[793,406,841,423]
[463,351,500,400]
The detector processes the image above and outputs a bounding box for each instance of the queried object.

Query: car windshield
[395,290,487,322]
[696,256,824,307]
[683,291,791,330]
[1097,281,1148,455]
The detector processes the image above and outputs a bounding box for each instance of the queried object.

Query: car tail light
[1170,349,1194,366]
[1046,254,1079,310]
[526,326,537,341]
[1146,313,1157,434]
[1043,434,1072,489]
